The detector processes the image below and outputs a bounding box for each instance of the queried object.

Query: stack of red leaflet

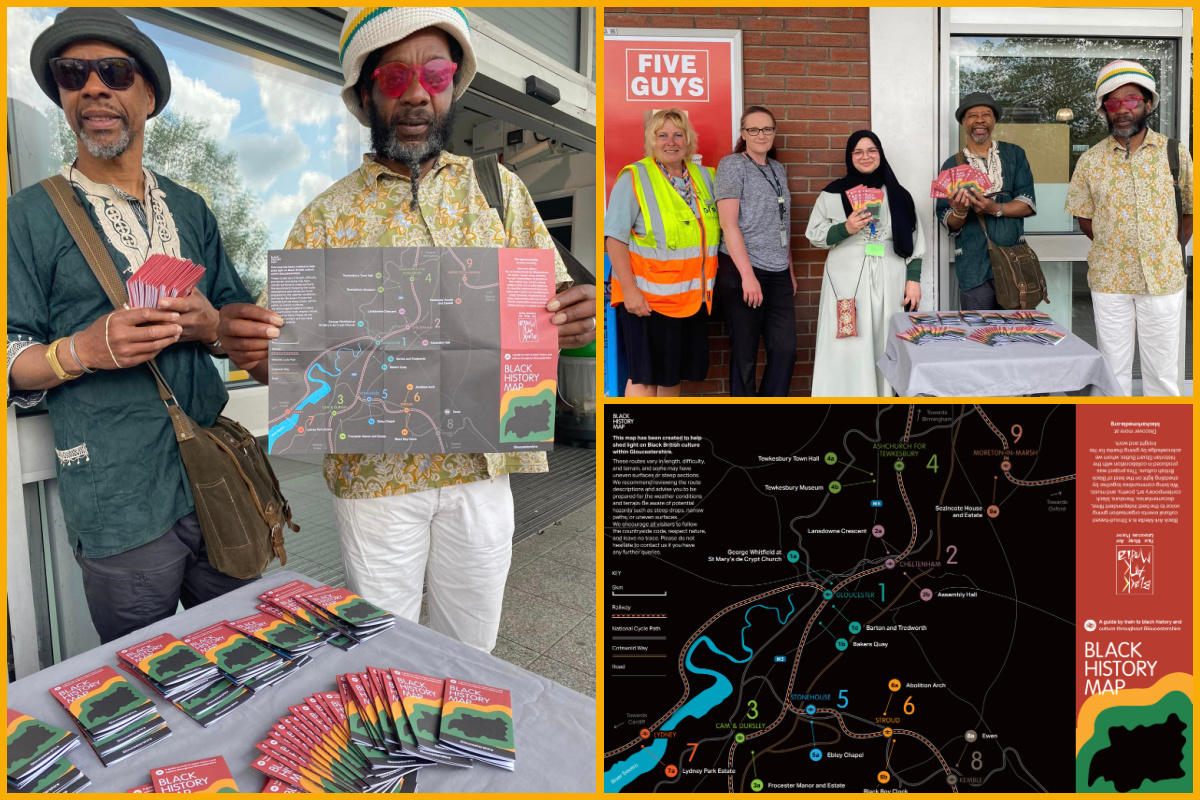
[930,164,993,199]
[126,255,205,309]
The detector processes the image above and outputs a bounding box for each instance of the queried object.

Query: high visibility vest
[611,157,720,318]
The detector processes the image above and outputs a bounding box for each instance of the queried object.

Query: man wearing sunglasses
[7,9,256,642]
[218,7,597,654]
[1066,60,1193,396]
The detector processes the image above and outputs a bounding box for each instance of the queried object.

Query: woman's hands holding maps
[549,283,597,350]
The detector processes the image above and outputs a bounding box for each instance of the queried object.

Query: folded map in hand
[845,185,884,222]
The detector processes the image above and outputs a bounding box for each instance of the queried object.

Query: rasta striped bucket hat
[339,7,477,127]
[1094,60,1158,116]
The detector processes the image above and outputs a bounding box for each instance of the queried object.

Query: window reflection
[950,36,1177,234]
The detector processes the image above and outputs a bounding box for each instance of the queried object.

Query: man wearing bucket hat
[936,91,1037,311]
[218,7,597,653]
[7,8,256,642]
[1066,60,1193,396]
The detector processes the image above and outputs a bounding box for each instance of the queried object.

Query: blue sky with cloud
[7,7,368,251]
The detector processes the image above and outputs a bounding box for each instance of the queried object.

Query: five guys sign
[604,30,743,200]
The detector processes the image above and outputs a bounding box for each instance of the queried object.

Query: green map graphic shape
[441,706,515,750]
[1076,690,1193,792]
[406,701,441,744]
[500,388,555,443]
[7,718,64,774]
[78,681,145,728]
[215,637,274,674]
[145,642,209,682]
[331,597,389,623]
[258,623,319,649]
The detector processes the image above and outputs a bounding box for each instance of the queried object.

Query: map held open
[267,247,558,455]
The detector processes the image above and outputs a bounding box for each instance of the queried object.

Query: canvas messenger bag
[41,174,295,579]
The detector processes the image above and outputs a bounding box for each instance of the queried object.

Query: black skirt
[616,304,710,388]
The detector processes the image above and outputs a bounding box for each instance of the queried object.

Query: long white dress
[806,187,926,397]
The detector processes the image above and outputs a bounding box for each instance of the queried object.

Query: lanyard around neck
[744,153,786,222]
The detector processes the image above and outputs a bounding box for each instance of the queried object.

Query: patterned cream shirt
[264,152,569,499]
[1064,128,1193,295]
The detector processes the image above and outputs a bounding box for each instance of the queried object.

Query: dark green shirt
[7,169,252,557]
[935,141,1037,292]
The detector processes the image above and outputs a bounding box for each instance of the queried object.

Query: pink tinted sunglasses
[371,59,458,97]
[1103,96,1145,112]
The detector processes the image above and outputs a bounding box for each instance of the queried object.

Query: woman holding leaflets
[714,105,797,397]
[806,131,924,396]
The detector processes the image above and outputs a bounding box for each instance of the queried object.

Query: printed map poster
[1074,405,1192,793]
[267,247,558,455]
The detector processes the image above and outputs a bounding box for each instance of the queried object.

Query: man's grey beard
[75,107,133,160]
[80,126,132,159]
[969,127,991,144]
[368,100,457,201]
[1108,109,1148,141]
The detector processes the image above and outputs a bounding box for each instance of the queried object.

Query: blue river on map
[604,596,796,791]
[267,363,333,452]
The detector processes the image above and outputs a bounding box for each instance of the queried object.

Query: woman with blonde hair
[605,108,720,397]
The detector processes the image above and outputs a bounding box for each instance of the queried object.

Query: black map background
[605,404,1076,793]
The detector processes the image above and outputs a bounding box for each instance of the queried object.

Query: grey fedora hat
[955,91,1001,125]
[30,7,171,117]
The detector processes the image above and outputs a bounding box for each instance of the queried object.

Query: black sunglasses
[49,56,141,91]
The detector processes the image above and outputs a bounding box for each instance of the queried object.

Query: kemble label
[626,49,709,101]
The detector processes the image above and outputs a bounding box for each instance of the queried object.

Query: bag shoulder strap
[38,175,194,441]
[473,154,507,231]
[473,155,594,286]
[1167,137,1181,223]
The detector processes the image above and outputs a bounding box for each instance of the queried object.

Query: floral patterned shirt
[265,152,569,499]
[1064,128,1193,295]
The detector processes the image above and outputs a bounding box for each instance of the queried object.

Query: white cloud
[165,60,240,139]
[263,170,334,226]
[7,7,57,112]
[332,120,367,157]
[232,129,311,192]
[252,60,345,132]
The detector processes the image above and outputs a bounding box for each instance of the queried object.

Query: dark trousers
[959,277,998,311]
[716,253,797,396]
[74,511,259,643]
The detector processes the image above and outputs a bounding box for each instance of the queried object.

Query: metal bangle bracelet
[105,313,124,369]
[69,332,96,373]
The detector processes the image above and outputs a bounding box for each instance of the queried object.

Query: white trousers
[1091,288,1185,396]
[333,475,514,653]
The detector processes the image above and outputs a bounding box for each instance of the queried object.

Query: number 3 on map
[746,700,758,720]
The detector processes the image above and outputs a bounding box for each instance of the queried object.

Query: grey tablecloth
[8,571,595,793]
[878,312,1124,396]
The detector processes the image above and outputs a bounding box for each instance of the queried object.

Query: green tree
[54,111,268,297]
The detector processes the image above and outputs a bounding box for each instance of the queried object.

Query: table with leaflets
[878,311,1124,397]
[6,571,596,793]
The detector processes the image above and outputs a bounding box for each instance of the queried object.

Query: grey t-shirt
[715,153,791,272]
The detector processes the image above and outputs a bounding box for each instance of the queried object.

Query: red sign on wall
[604,32,741,202]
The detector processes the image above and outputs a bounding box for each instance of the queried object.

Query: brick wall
[605,7,870,395]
